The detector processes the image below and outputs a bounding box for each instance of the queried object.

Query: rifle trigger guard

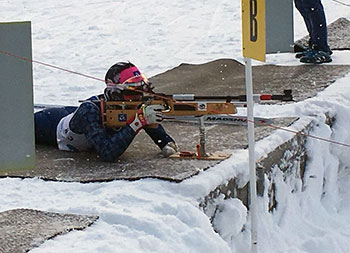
[162,100,171,113]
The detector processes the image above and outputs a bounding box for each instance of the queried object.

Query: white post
[244,57,258,253]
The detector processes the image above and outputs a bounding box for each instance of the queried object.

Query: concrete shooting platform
[1,60,350,183]
[1,56,350,183]
[1,18,350,253]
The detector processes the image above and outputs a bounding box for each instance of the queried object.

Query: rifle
[100,89,293,128]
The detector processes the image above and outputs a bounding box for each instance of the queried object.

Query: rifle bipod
[169,116,231,160]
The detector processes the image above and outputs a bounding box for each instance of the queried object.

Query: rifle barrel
[169,89,293,102]
[171,94,247,101]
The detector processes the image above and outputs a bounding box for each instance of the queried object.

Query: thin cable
[0,49,175,101]
[0,49,105,82]
[1,49,349,149]
[236,115,350,148]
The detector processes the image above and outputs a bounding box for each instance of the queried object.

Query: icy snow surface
[2,0,350,252]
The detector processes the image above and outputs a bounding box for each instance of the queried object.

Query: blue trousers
[34,106,77,146]
[294,0,329,52]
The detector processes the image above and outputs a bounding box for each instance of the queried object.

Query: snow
[2,0,350,252]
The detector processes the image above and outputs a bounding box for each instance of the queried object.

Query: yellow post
[242,0,266,62]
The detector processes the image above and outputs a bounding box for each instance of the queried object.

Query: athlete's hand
[128,104,165,132]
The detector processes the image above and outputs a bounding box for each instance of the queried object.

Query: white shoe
[161,142,179,157]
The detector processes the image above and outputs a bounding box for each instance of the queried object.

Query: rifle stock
[103,98,237,128]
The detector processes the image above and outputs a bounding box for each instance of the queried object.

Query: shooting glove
[128,104,165,133]
[161,142,179,157]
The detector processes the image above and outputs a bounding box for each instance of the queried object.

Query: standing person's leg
[294,0,314,56]
[298,0,332,63]
[301,0,329,52]
[294,0,313,44]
